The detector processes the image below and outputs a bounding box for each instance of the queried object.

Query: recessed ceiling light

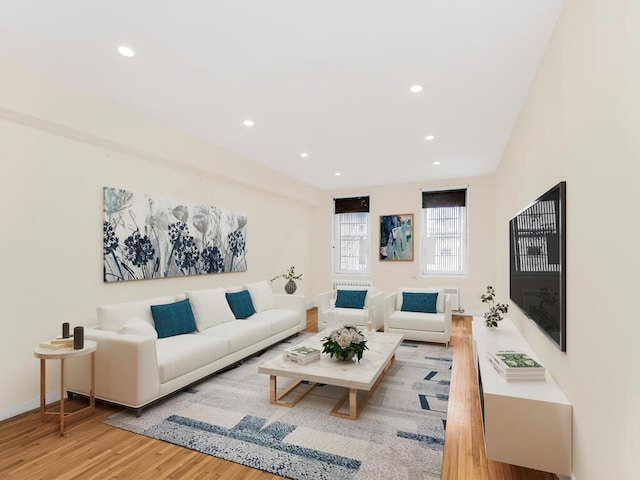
[243,120,254,127]
[300,153,309,158]
[117,46,135,57]
[433,161,441,165]
[425,135,435,141]
[334,172,341,177]
[410,85,423,93]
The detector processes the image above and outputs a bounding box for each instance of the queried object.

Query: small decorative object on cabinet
[480,285,509,328]
[271,266,302,294]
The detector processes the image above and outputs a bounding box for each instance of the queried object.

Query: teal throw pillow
[401,292,438,314]
[335,289,367,309]
[226,290,256,319]
[151,298,197,339]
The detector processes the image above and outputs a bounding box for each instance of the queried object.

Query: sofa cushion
[244,280,276,313]
[226,290,256,319]
[118,317,158,338]
[97,295,177,332]
[186,288,235,331]
[250,309,301,335]
[151,299,197,339]
[397,288,445,313]
[156,334,229,384]
[199,319,271,352]
[335,289,367,309]
[333,307,369,327]
[388,311,446,332]
[401,292,438,314]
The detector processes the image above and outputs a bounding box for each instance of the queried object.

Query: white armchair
[384,288,451,346]
[317,287,384,332]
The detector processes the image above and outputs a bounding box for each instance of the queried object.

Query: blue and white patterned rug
[104,334,453,480]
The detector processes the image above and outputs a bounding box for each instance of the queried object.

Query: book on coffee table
[283,345,321,364]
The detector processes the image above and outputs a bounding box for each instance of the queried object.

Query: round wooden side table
[33,340,97,435]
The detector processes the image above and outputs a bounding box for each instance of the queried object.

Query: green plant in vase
[481,285,509,328]
[270,266,302,294]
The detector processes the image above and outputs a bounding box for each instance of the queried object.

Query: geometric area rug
[104,333,453,480]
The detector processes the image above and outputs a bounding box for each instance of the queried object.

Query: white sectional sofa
[66,280,306,414]
[384,288,452,346]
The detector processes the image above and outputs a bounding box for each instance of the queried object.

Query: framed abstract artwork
[103,186,247,282]
[379,214,413,261]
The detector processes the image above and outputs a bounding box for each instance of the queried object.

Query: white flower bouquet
[321,325,368,361]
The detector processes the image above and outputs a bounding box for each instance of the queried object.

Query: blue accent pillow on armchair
[151,298,197,339]
[335,289,367,309]
[226,290,256,319]
[401,292,438,314]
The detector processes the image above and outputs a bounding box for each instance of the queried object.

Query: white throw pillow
[98,295,177,332]
[244,280,276,313]
[186,288,235,331]
[118,317,158,339]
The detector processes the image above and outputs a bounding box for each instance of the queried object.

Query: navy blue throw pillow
[226,290,256,319]
[335,289,367,309]
[401,292,438,314]
[151,298,197,339]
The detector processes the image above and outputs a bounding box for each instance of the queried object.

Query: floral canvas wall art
[103,187,247,282]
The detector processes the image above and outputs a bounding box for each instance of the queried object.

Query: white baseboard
[0,392,60,422]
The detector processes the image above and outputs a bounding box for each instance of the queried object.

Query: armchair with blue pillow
[317,287,384,332]
[384,288,451,346]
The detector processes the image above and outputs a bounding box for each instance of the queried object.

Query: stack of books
[283,345,321,364]
[486,350,546,381]
[39,337,74,350]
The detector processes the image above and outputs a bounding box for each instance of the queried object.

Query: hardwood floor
[0,310,556,479]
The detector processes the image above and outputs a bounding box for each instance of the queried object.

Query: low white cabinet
[472,317,572,476]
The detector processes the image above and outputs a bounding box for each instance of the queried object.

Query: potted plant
[322,325,368,361]
[271,266,302,294]
[481,285,509,328]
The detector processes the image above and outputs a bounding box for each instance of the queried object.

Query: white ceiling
[0,1,564,190]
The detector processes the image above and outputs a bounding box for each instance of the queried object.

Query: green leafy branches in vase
[481,285,509,328]
[322,325,368,361]
[270,266,302,294]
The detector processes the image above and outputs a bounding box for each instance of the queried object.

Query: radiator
[433,287,461,312]
[331,279,374,290]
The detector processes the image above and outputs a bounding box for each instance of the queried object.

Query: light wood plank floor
[0,310,556,479]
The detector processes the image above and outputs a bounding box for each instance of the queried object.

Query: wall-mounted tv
[509,181,566,351]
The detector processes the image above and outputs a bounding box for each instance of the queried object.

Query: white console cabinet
[472,317,572,476]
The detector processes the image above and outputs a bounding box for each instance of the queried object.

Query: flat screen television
[509,181,566,351]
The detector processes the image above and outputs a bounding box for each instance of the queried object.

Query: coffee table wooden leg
[270,375,317,407]
[349,388,358,419]
[269,375,277,403]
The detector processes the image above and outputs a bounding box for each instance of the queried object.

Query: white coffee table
[258,330,404,420]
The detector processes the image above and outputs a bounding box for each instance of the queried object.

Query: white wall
[315,174,497,312]
[495,0,640,478]
[0,59,322,418]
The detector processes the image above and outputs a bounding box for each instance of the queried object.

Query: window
[333,196,370,275]
[421,188,468,276]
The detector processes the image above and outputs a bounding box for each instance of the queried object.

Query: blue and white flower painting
[103,187,247,282]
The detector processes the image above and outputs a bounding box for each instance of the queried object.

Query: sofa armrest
[274,294,306,330]
[443,294,452,340]
[65,327,160,408]
[317,290,335,327]
[384,292,398,332]
[368,291,385,331]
